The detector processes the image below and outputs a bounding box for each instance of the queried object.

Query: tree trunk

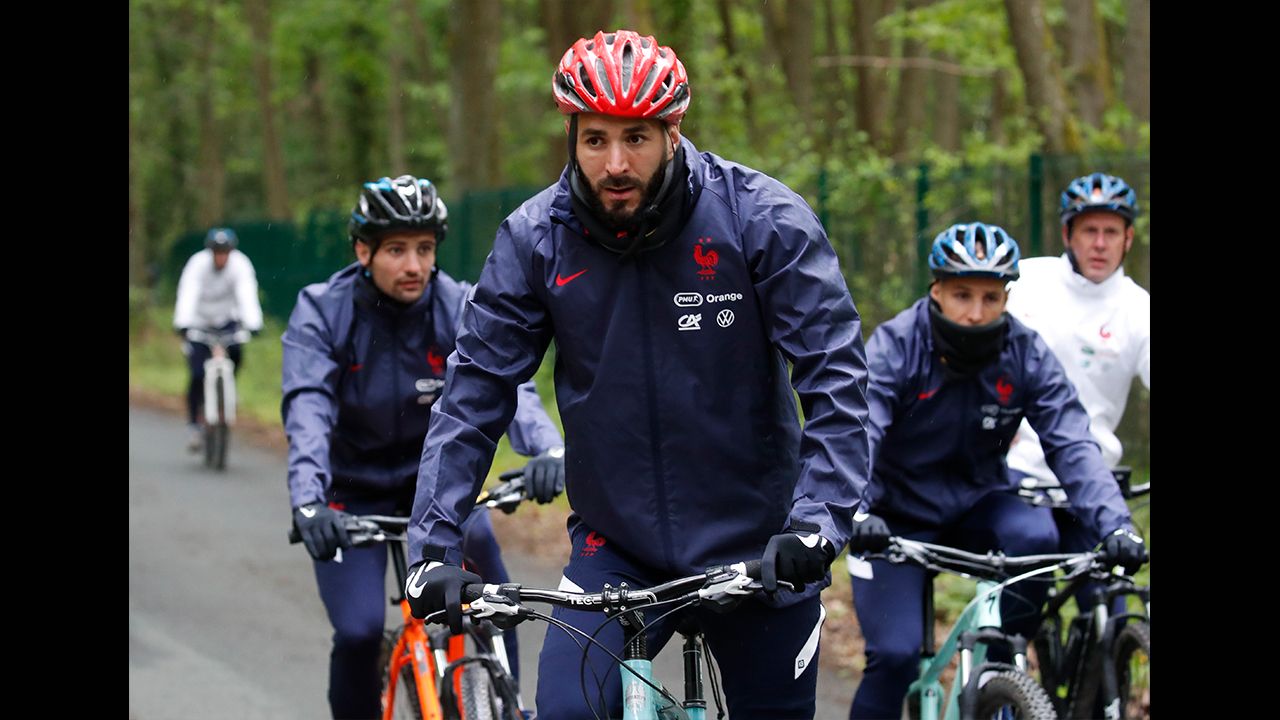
[715,0,759,147]
[129,38,148,287]
[448,0,502,193]
[387,2,408,176]
[1062,0,1112,128]
[890,0,931,158]
[540,0,618,179]
[821,0,845,155]
[1003,0,1080,154]
[932,53,960,152]
[195,0,225,228]
[989,68,1009,146]
[245,0,291,219]
[851,0,891,149]
[619,0,656,34]
[1121,0,1150,123]
[763,0,816,132]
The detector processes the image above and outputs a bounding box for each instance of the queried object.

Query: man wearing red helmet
[403,30,872,718]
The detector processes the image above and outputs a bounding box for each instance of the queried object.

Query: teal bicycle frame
[909,577,1011,720]
[858,539,1088,720]
[619,610,708,720]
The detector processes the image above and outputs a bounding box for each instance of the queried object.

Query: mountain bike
[185,327,251,471]
[290,511,524,720]
[450,558,780,719]
[1016,467,1151,719]
[851,537,1094,720]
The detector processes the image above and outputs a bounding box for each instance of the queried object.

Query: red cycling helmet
[552,30,691,123]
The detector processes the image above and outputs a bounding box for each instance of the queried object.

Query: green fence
[160,151,1148,468]
[164,152,1149,329]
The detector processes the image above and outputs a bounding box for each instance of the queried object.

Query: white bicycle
[185,328,251,471]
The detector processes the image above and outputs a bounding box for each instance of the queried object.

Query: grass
[128,295,567,489]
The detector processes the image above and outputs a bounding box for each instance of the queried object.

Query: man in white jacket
[1005,172,1148,604]
[173,228,264,451]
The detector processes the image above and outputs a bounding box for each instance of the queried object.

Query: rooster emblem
[995,376,1014,406]
[694,238,718,279]
[427,348,445,376]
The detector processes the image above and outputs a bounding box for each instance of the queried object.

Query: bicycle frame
[1036,570,1149,719]
[908,576,1019,720]
[202,347,237,426]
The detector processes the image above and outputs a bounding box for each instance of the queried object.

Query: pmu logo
[674,292,704,308]
[580,531,607,558]
[995,376,1014,406]
[427,347,445,376]
[693,237,718,280]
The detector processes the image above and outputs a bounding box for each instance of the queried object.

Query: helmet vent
[595,58,614,101]
[621,42,634,93]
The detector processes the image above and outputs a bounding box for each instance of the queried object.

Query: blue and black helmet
[928,223,1021,281]
[349,175,448,246]
[205,227,238,250]
[1060,173,1139,225]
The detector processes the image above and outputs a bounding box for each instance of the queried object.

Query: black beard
[583,165,667,231]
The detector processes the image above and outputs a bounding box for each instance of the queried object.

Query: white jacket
[1005,254,1149,482]
[173,249,264,332]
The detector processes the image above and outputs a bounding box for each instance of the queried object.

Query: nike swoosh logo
[405,561,442,598]
[299,506,317,518]
[555,269,588,286]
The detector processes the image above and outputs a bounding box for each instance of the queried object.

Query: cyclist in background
[1005,172,1149,611]
[281,175,565,720]
[844,222,1145,719]
[173,227,264,453]
[403,29,871,719]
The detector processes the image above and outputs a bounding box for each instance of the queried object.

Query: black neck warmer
[928,299,1009,378]
[566,115,693,260]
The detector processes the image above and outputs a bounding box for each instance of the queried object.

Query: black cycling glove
[1099,526,1147,575]
[847,512,892,554]
[761,528,835,593]
[292,503,352,561]
[405,548,483,634]
[525,446,566,504]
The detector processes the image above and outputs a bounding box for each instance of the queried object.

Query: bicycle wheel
[973,670,1057,720]
[211,378,228,470]
[458,663,500,720]
[1112,621,1150,720]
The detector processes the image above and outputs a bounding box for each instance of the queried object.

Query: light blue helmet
[928,223,1021,281]
[205,227,238,250]
[1060,173,1139,225]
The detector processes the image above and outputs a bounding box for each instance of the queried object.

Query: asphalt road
[129,403,855,718]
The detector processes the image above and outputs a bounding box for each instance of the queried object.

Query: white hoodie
[1005,254,1149,482]
[173,249,264,332]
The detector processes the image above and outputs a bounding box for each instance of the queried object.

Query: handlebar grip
[497,468,525,481]
[288,528,302,544]
[741,558,763,580]
[462,583,488,603]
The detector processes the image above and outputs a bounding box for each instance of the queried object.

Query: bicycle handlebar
[454,560,773,626]
[287,514,409,547]
[185,327,253,346]
[862,537,1122,584]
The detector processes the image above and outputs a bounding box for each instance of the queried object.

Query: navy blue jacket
[864,298,1131,538]
[410,138,871,591]
[282,263,562,508]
